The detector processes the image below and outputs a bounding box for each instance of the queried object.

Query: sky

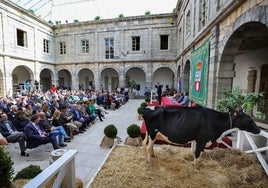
[11,0,178,22]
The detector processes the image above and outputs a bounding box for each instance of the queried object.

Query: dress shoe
[59,143,67,147]
[64,137,71,142]
[21,151,29,157]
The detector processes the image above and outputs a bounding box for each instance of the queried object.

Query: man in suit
[0,112,29,156]
[24,114,59,150]
[156,82,162,105]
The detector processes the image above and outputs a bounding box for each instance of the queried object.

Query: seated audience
[13,111,29,132]
[60,105,81,135]
[70,104,88,132]
[179,92,189,106]
[39,112,70,147]
[85,100,103,122]
[0,113,29,156]
[24,114,59,150]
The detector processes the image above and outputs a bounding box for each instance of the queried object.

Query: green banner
[190,40,210,106]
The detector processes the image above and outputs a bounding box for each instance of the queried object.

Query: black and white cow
[142,106,261,164]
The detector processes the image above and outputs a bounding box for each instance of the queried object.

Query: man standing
[0,113,29,156]
[156,82,162,105]
[24,114,59,150]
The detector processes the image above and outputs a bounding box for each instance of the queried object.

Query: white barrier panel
[24,149,78,188]
[217,129,268,175]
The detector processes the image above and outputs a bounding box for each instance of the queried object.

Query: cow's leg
[147,136,155,164]
[194,141,206,166]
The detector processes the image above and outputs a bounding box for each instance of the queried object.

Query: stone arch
[152,67,175,93]
[125,67,146,95]
[217,6,268,98]
[12,65,34,95]
[125,65,146,73]
[40,68,54,91]
[100,67,119,92]
[217,14,268,117]
[77,68,95,90]
[58,69,72,89]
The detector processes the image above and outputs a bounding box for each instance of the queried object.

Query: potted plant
[128,80,137,99]
[217,87,267,148]
[137,102,147,120]
[0,146,14,188]
[124,124,142,146]
[217,87,266,119]
[100,124,120,148]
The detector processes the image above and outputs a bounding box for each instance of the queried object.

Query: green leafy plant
[0,146,14,187]
[127,124,141,138]
[14,165,42,180]
[73,19,79,23]
[137,107,144,115]
[145,11,151,16]
[145,97,150,102]
[140,102,148,108]
[127,80,137,93]
[118,14,124,18]
[217,87,266,119]
[104,124,118,138]
[94,16,100,21]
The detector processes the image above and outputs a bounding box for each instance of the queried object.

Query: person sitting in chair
[0,113,29,156]
[24,114,59,150]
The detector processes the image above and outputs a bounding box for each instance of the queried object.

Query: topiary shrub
[0,146,14,187]
[137,107,144,115]
[14,165,42,180]
[127,124,141,138]
[140,102,148,108]
[104,124,118,138]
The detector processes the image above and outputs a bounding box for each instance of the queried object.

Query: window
[132,36,140,51]
[105,38,114,59]
[199,0,206,30]
[186,11,191,35]
[43,39,49,53]
[160,35,169,50]
[17,29,27,47]
[81,39,89,53]
[59,42,66,54]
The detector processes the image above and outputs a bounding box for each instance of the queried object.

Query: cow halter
[229,112,232,129]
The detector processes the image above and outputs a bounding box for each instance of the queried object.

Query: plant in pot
[124,124,142,146]
[217,87,266,119]
[0,146,14,188]
[137,102,147,120]
[127,80,137,99]
[100,124,120,148]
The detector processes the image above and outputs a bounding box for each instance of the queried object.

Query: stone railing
[23,149,78,188]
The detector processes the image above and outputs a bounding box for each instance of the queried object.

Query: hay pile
[90,145,268,187]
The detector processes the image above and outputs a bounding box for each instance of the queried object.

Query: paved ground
[6,99,143,187]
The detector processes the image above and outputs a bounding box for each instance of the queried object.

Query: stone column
[119,61,125,87]
[207,25,220,108]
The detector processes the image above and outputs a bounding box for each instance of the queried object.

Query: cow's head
[231,109,260,134]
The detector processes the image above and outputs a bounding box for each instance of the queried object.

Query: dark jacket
[0,120,17,138]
